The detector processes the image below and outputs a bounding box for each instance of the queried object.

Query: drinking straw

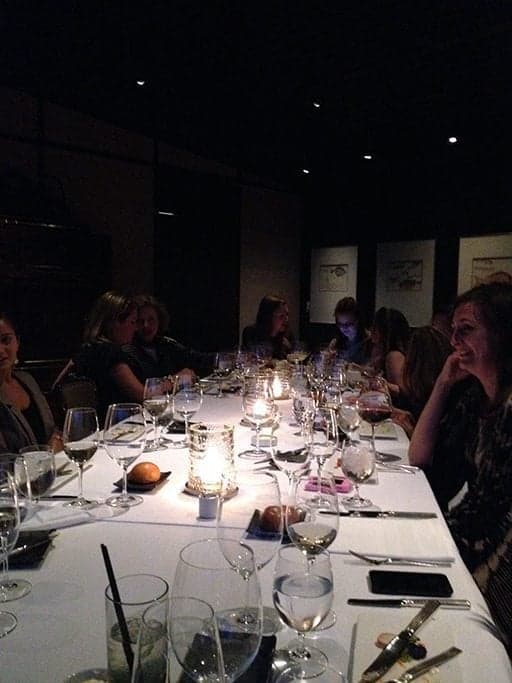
[100,543,134,674]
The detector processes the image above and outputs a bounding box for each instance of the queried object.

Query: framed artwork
[310,246,358,323]
[375,240,435,327]
[458,234,512,292]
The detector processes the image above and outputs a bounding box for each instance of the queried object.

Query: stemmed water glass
[357,376,393,464]
[62,407,99,508]
[239,380,275,459]
[309,408,338,484]
[338,441,375,508]
[169,597,224,682]
[173,376,203,446]
[143,377,170,451]
[172,538,263,683]
[337,391,361,444]
[273,544,334,679]
[103,403,146,507]
[216,471,283,634]
[286,470,339,630]
[0,470,31,610]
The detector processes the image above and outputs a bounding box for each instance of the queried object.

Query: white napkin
[20,501,126,531]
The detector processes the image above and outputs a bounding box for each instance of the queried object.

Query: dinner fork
[349,549,452,567]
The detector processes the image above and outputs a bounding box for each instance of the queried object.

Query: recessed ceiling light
[363,154,373,160]
[302,168,310,174]
[136,80,146,86]
[313,101,321,109]
[448,136,458,144]
[157,210,175,216]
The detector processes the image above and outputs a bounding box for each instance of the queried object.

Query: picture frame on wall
[375,240,436,327]
[457,233,512,293]
[310,246,358,323]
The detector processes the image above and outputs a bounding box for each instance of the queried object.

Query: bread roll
[127,462,161,484]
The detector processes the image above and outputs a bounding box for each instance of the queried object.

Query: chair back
[55,377,98,415]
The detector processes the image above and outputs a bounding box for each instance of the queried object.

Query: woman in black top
[241,294,294,361]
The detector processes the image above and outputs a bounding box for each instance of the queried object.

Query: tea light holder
[187,423,236,498]
[271,369,290,400]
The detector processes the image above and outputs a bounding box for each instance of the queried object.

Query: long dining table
[3,394,512,682]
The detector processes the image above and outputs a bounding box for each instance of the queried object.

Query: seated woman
[72,291,146,425]
[123,294,214,380]
[241,294,294,361]
[368,306,410,400]
[327,297,372,365]
[408,282,512,654]
[0,312,61,452]
[391,325,453,437]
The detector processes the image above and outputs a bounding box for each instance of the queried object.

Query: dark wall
[154,166,241,351]
[302,145,512,346]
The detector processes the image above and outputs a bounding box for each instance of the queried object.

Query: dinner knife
[359,599,441,682]
[319,510,437,519]
[348,598,470,609]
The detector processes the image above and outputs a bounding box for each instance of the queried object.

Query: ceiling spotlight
[157,210,175,216]
[448,136,458,144]
[302,168,310,175]
[313,101,321,109]
[136,80,146,87]
[363,154,373,160]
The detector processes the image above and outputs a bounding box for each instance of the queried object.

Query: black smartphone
[369,570,454,597]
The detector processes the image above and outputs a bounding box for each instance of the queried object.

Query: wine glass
[169,597,224,682]
[62,407,99,508]
[143,377,170,451]
[286,471,339,630]
[239,381,275,459]
[0,470,31,606]
[287,340,309,366]
[292,391,316,442]
[273,544,333,678]
[337,391,361,444]
[103,403,146,508]
[15,444,56,505]
[172,538,263,683]
[216,471,283,633]
[309,408,338,485]
[338,441,375,508]
[357,376,393,464]
[173,376,203,446]
[271,446,310,489]
[213,351,235,398]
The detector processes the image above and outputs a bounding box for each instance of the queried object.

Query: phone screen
[369,570,454,597]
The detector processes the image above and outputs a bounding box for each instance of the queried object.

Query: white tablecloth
[4,396,511,682]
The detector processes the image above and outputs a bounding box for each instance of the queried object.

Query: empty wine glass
[103,403,146,507]
[239,380,275,459]
[217,471,283,634]
[273,544,333,679]
[309,408,338,485]
[287,340,309,366]
[213,351,235,397]
[169,597,224,682]
[357,376,393,464]
[143,377,170,451]
[172,538,263,683]
[62,407,99,508]
[173,376,203,446]
[338,442,375,508]
[0,470,31,606]
[16,444,56,505]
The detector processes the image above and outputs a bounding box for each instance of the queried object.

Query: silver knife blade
[348,598,470,609]
[392,646,462,682]
[359,599,441,682]
[319,510,437,519]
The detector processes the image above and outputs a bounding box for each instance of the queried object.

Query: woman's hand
[436,352,470,389]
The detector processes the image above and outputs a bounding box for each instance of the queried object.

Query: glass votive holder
[271,368,290,399]
[187,423,236,497]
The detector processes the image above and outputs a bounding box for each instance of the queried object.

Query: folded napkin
[305,477,353,494]
[20,503,96,531]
